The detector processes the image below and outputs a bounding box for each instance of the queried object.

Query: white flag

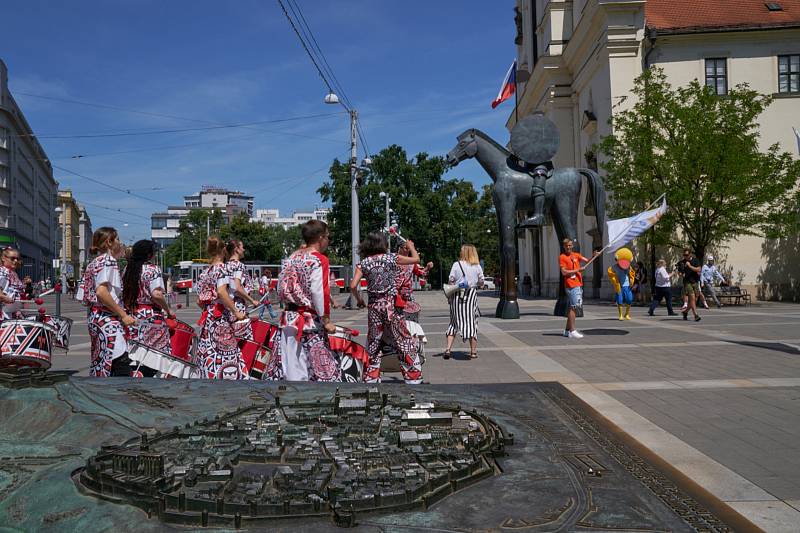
[606,197,668,253]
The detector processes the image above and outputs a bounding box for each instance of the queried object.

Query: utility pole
[349,109,359,275]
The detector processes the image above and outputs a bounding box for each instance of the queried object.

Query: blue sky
[1,0,517,242]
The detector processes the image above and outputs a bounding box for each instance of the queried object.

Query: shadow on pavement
[725,340,800,355]
[580,329,630,336]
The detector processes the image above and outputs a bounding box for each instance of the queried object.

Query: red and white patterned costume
[223,259,253,341]
[124,262,170,353]
[265,249,340,382]
[0,265,24,321]
[82,253,127,377]
[359,253,422,384]
[196,264,248,379]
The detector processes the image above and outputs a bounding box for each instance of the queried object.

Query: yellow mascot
[607,247,636,320]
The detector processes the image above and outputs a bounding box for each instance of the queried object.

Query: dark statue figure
[446,114,605,319]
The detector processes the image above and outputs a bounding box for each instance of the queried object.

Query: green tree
[597,68,800,261]
[163,209,225,268]
[318,145,498,286]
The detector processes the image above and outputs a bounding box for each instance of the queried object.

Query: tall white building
[0,59,58,281]
[511,0,800,298]
[151,186,254,248]
[252,207,329,230]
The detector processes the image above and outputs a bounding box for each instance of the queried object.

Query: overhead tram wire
[53,165,170,207]
[15,111,346,140]
[79,200,151,222]
[284,0,373,160]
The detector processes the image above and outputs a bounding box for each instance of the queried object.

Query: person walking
[82,227,136,377]
[559,238,599,338]
[522,272,532,297]
[677,248,702,322]
[258,269,277,320]
[196,237,248,380]
[121,240,175,376]
[443,244,485,359]
[701,255,726,309]
[634,261,649,305]
[351,231,422,383]
[648,259,678,316]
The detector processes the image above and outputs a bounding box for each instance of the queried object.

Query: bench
[716,285,751,306]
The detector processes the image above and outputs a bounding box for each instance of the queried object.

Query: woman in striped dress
[443,245,484,360]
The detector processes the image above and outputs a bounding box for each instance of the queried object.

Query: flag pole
[582,192,667,268]
[514,64,519,126]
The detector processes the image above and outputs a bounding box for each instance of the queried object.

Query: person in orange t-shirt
[559,238,599,339]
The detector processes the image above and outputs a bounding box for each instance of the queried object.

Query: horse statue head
[446,129,478,166]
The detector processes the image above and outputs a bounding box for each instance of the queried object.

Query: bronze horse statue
[446,128,606,319]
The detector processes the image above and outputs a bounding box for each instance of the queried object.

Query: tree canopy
[318,145,498,285]
[597,68,800,260]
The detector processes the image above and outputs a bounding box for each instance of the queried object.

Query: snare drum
[328,331,369,383]
[240,339,272,380]
[128,340,202,379]
[0,319,56,369]
[167,319,197,363]
[250,318,277,347]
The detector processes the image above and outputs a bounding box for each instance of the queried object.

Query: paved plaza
[44,290,800,531]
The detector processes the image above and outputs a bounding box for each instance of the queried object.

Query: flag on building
[606,197,668,253]
[793,126,800,155]
[491,60,517,109]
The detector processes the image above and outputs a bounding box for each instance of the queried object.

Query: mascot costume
[607,247,635,320]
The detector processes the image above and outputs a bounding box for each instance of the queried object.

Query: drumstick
[384,226,407,244]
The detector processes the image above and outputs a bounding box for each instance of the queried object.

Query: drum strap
[197,302,224,327]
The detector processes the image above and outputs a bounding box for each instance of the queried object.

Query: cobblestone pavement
[40,290,800,531]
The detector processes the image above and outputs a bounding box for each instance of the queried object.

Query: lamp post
[54,206,64,315]
[325,92,371,308]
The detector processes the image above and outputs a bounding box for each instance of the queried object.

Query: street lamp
[53,206,64,314]
[379,191,391,240]
[325,91,371,308]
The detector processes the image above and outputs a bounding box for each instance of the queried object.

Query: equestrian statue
[446,113,606,319]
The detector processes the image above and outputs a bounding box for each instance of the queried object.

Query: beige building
[510,0,800,298]
[57,190,81,279]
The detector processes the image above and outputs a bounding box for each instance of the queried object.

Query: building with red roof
[509,0,799,307]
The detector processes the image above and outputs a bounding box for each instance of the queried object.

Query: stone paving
[37,290,800,531]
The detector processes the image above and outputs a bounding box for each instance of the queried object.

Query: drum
[328,331,369,383]
[20,312,73,350]
[167,319,197,363]
[128,340,202,379]
[240,339,272,380]
[0,319,56,369]
[250,318,277,347]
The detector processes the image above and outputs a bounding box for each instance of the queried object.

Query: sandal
[470,351,478,359]
[442,350,451,360]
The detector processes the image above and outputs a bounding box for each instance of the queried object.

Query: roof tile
[646,0,800,32]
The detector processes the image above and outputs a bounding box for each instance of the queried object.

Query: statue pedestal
[495,299,520,319]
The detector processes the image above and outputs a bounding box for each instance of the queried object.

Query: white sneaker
[568,330,584,339]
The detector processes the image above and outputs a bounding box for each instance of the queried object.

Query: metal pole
[384,194,390,248]
[345,109,359,309]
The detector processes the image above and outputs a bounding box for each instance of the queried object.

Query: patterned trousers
[364,297,422,384]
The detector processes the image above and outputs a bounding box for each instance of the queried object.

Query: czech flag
[491,60,517,109]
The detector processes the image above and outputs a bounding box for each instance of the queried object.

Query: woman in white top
[443,245,484,360]
[648,259,678,317]
[82,227,136,377]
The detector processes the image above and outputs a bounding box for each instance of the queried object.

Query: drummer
[196,236,248,379]
[223,239,258,339]
[395,241,433,318]
[81,227,136,377]
[121,240,175,376]
[0,247,25,321]
[265,220,340,382]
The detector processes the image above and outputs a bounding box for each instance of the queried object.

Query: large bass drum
[0,319,56,369]
[328,329,369,383]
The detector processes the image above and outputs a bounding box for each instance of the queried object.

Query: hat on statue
[510,113,559,165]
